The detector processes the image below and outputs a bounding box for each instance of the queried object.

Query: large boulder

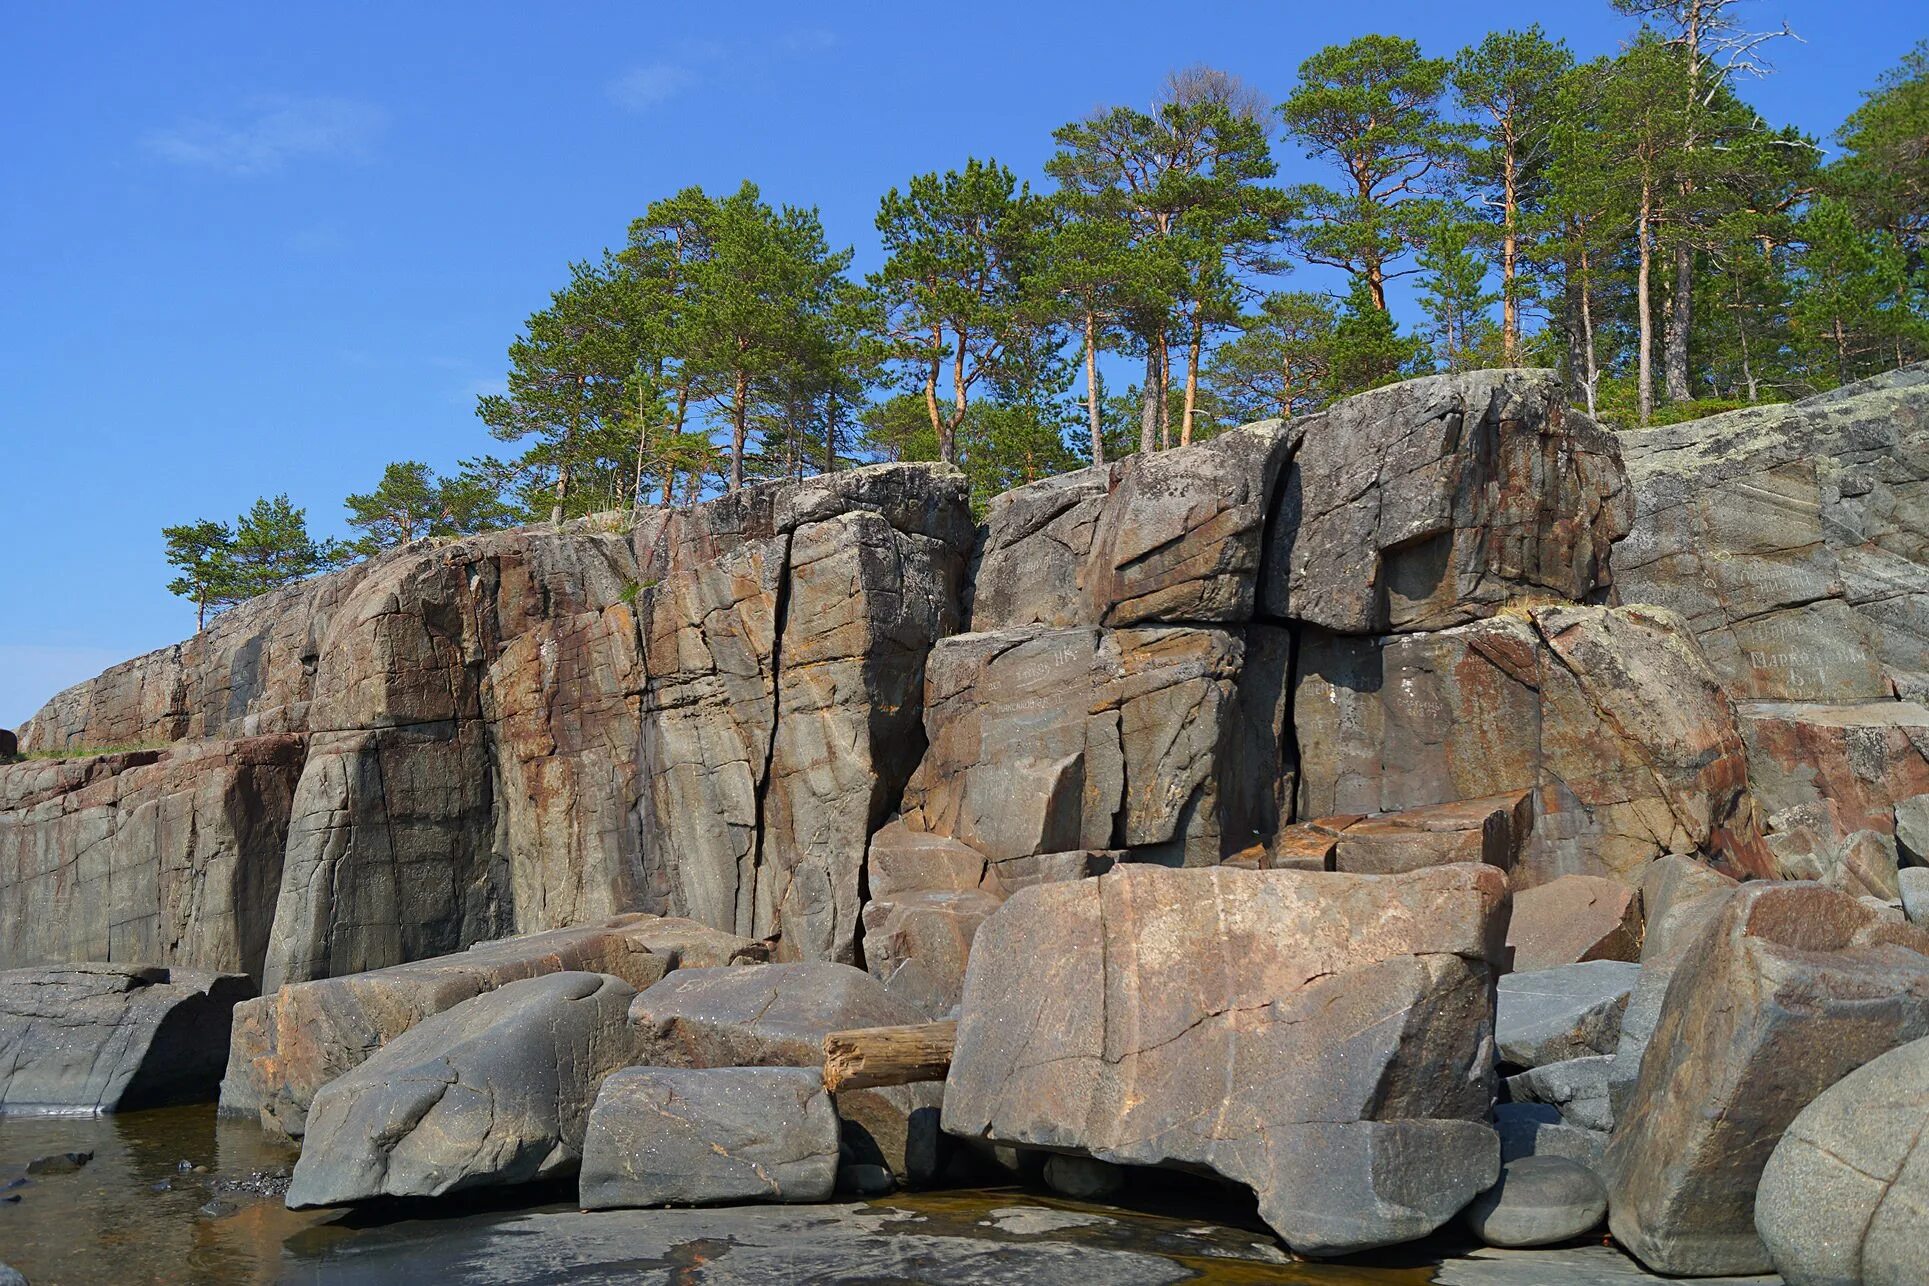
[579,1067,839,1209]
[1295,605,1766,888]
[898,624,1290,868]
[285,971,638,1207]
[1615,364,1929,704]
[1329,793,1534,876]
[970,420,1298,630]
[1260,368,1631,633]
[0,963,250,1112]
[0,737,302,983]
[943,862,1509,1257]
[628,962,942,1185]
[1462,1155,1608,1249]
[221,914,755,1137]
[1605,881,1929,1276]
[1756,1035,1929,1286]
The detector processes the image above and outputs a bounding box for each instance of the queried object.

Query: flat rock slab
[221,914,752,1137]
[0,963,251,1113]
[1756,1033,1929,1286]
[1329,793,1534,876]
[1434,1243,1780,1286]
[1495,961,1639,1069]
[1495,1102,1607,1171]
[629,962,940,1184]
[943,862,1508,1257]
[285,971,639,1207]
[579,1067,838,1209]
[1607,881,1929,1276]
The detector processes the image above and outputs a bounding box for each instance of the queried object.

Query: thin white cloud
[608,63,698,111]
[143,96,386,175]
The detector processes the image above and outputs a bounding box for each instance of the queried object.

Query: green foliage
[1200,291,1338,424]
[342,460,518,556]
[1329,277,1426,394]
[1415,215,1502,371]
[1280,35,1466,309]
[162,495,340,627]
[1827,41,1929,259]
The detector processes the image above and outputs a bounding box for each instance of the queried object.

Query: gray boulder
[943,862,1509,1257]
[1043,1155,1126,1200]
[1606,882,1929,1275]
[1900,792,1929,866]
[629,962,941,1185]
[1901,865,1929,925]
[1463,1156,1607,1249]
[285,971,638,1207]
[579,1067,838,1209]
[1756,1034,1929,1286]
[0,963,250,1112]
[1495,962,1639,1069]
[1504,1056,1614,1133]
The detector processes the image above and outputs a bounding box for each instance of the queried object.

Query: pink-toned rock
[1507,875,1643,972]
[944,862,1510,1257]
[1740,700,1929,842]
[1332,793,1533,876]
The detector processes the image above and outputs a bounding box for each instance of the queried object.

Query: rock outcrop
[1295,605,1766,888]
[943,862,1508,1257]
[1615,366,1929,705]
[285,971,638,1207]
[0,738,302,983]
[628,961,942,1184]
[1605,881,1929,1275]
[0,963,250,1112]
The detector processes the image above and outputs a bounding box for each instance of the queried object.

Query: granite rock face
[899,624,1289,868]
[943,862,1509,1257]
[285,971,639,1207]
[1755,1034,1929,1286]
[1296,605,1765,888]
[0,738,302,983]
[0,963,250,1112]
[1261,368,1631,633]
[629,962,942,1184]
[1605,881,1929,1276]
[221,914,755,1137]
[579,1066,840,1209]
[1615,365,1929,704]
[971,420,1299,630]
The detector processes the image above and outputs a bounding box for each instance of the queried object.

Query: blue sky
[1,0,1918,726]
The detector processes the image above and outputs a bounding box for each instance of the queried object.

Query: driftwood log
[821,1020,957,1093]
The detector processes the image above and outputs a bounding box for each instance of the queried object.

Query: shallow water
[2,1107,1668,1285]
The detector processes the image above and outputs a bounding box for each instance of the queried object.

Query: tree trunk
[822,1021,957,1092]
[1367,259,1388,312]
[1579,240,1600,418]
[1157,332,1171,451]
[1636,183,1655,426]
[1084,309,1105,467]
[945,324,968,466]
[1502,138,1519,365]
[1181,306,1203,447]
[1138,345,1159,455]
[823,392,838,475]
[1665,241,1693,403]
[729,367,749,493]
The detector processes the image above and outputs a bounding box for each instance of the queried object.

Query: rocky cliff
[8,364,1929,1271]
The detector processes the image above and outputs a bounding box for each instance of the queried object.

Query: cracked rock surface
[285,970,639,1207]
[579,1066,839,1209]
[942,861,1508,1256]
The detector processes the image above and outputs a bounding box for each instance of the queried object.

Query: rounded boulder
[1463,1155,1607,1248]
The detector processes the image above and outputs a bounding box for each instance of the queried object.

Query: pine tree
[1793,197,1923,386]
[1329,277,1424,394]
[342,461,517,556]
[163,519,236,631]
[1200,291,1338,424]
[1415,215,1501,372]
[1280,35,1465,311]
[1452,27,1573,364]
[1828,42,1928,262]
